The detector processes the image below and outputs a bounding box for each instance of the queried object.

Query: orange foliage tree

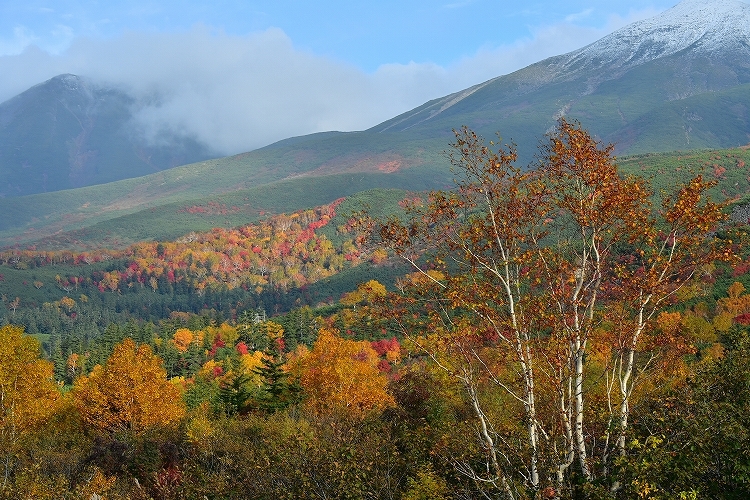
[292,328,394,418]
[73,338,185,435]
[373,120,732,497]
[0,325,60,486]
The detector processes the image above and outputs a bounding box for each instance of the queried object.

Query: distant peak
[48,73,82,85]
[36,74,94,95]
[560,0,750,74]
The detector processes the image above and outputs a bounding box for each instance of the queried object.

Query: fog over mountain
[0,7,661,155]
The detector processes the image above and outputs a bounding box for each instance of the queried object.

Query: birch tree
[373,119,731,498]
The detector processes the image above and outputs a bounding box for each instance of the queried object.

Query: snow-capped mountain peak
[562,0,750,73]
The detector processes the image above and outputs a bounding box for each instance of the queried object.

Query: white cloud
[0,26,39,56]
[0,7,666,155]
[444,6,665,85]
[565,9,594,23]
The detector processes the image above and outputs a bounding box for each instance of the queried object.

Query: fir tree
[218,372,254,416]
[252,338,302,413]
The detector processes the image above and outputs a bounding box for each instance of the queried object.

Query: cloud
[0,26,39,56]
[565,9,594,23]
[443,6,665,85]
[0,26,463,154]
[0,7,665,156]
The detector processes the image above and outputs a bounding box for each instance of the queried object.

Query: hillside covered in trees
[2,122,750,499]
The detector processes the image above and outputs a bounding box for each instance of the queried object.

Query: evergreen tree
[218,372,254,416]
[252,338,302,413]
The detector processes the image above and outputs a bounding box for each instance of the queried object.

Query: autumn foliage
[1,121,749,499]
[373,119,733,496]
[0,325,60,484]
[293,327,394,417]
[73,338,185,435]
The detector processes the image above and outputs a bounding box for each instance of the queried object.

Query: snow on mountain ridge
[373,0,750,130]
[563,0,750,73]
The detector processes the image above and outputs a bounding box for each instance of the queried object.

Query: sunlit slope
[0,155,450,249]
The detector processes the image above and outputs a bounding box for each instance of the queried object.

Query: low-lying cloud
[0,8,660,155]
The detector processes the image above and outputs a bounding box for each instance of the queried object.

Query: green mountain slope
[2,0,750,248]
[3,144,750,251]
[0,157,451,249]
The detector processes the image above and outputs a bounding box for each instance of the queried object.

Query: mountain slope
[370,0,750,157]
[0,74,216,197]
[2,0,750,248]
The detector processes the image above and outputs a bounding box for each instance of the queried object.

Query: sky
[0,0,682,155]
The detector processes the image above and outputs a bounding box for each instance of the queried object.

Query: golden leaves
[292,328,394,418]
[73,338,185,435]
[0,325,60,448]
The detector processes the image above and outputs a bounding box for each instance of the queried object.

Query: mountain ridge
[1,0,750,248]
[373,0,750,137]
[566,0,750,74]
[0,74,217,197]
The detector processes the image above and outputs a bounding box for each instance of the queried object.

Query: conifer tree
[218,372,254,416]
[252,337,302,413]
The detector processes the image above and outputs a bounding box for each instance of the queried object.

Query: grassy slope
[2,127,750,252]
[0,134,451,248]
[5,148,750,254]
[29,172,435,251]
[617,146,750,200]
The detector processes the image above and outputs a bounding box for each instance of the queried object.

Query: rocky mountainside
[0,75,216,197]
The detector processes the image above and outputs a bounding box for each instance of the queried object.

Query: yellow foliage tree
[172,328,195,353]
[73,338,185,435]
[59,296,76,313]
[293,328,394,417]
[0,325,60,485]
[340,279,387,306]
[205,323,239,347]
[717,281,750,317]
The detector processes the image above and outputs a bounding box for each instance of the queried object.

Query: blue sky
[0,0,684,153]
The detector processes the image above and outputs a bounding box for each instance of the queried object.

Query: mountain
[0,74,216,197]
[1,0,749,248]
[372,0,750,156]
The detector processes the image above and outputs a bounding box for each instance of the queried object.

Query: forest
[2,120,750,499]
